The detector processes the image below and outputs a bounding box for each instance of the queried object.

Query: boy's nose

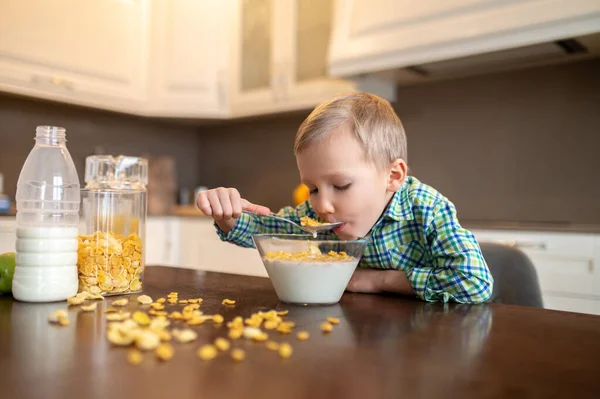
[313,195,334,215]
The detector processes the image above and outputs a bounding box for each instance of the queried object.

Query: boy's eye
[309,188,318,195]
[335,184,351,191]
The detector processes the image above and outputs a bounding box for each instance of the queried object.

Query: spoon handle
[242,211,303,231]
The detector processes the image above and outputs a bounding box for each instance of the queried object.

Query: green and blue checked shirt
[216,176,493,304]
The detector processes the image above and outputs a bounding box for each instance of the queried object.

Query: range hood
[328,0,600,94]
[371,33,600,86]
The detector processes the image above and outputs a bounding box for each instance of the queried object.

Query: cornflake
[214,338,230,351]
[128,349,143,366]
[106,312,131,321]
[172,328,197,344]
[132,311,151,326]
[156,298,166,304]
[67,296,85,306]
[231,348,245,362]
[297,331,310,341]
[228,329,243,340]
[327,317,340,325]
[81,303,98,312]
[137,295,153,305]
[135,330,161,351]
[300,216,327,227]
[265,341,280,351]
[48,310,69,325]
[321,322,333,333]
[112,298,128,307]
[104,308,118,313]
[279,343,293,358]
[155,343,174,361]
[212,314,224,324]
[198,345,218,360]
[222,299,236,305]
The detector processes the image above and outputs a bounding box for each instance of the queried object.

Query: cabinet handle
[217,69,227,108]
[509,241,547,250]
[589,260,594,273]
[30,74,75,91]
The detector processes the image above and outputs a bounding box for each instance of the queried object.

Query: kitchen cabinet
[146,0,230,118]
[328,0,600,77]
[0,218,16,254]
[0,0,148,114]
[471,229,600,315]
[145,216,266,277]
[230,0,355,117]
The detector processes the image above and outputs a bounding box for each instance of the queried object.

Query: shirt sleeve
[215,201,315,248]
[407,199,494,304]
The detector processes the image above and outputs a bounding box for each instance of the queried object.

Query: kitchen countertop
[1,266,599,399]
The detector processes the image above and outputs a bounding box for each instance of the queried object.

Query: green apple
[0,252,16,294]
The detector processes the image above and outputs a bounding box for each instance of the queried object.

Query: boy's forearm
[381,270,415,295]
[215,219,237,234]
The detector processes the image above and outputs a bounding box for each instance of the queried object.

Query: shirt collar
[382,178,414,222]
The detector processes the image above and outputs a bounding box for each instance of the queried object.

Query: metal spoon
[243,211,344,236]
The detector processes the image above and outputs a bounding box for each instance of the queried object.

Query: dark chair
[479,242,544,308]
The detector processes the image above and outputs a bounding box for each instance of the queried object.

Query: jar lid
[85,155,148,186]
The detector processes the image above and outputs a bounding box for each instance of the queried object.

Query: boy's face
[296,129,400,240]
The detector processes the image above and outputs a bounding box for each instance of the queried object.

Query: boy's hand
[196,187,270,233]
[346,269,415,296]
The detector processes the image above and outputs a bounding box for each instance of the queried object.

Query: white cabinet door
[0,0,148,114]
[0,218,16,254]
[328,0,600,76]
[275,0,356,112]
[178,218,267,277]
[472,229,600,315]
[147,0,231,118]
[145,217,178,266]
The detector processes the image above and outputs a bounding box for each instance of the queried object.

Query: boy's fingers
[196,191,212,215]
[241,199,271,215]
[229,189,243,219]
[216,188,234,220]
[207,190,224,220]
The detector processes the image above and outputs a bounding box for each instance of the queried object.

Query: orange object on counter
[293,183,310,206]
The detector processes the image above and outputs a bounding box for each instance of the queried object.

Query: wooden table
[1,266,599,399]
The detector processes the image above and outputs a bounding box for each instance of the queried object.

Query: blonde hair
[294,92,407,168]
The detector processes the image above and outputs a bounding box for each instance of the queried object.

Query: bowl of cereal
[252,234,368,305]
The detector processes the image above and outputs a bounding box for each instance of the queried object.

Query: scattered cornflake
[89,286,103,295]
[228,329,243,340]
[214,337,230,351]
[168,311,183,320]
[135,330,161,351]
[155,343,174,361]
[107,325,136,346]
[242,327,262,339]
[327,317,340,325]
[198,345,218,360]
[66,296,85,306]
[187,298,199,304]
[212,314,224,324]
[128,349,143,366]
[48,309,69,324]
[297,331,310,341]
[178,300,188,305]
[265,341,280,351]
[104,308,118,313]
[150,303,164,310]
[321,322,333,333]
[276,310,289,316]
[106,312,131,321]
[172,328,197,343]
[132,311,151,326]
[227,317,244,330]
[81,303,98,312]
[156,298,166,304]
[252,332,269,342]
[149,317,170,330]
[137,295,153,305]
[231,348,245,362]
[279,343,293,358]
[264,320,279,330]
[222,299,236,305]
[112,298,128,307]
[168,299,178,304]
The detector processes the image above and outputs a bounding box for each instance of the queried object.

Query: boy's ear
[387,159,407,192]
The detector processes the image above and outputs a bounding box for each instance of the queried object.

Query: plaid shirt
[216,176,493,304]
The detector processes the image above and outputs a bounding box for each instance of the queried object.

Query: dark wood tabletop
[1,266,599,399]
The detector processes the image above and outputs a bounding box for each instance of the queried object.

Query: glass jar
[77,155,148,296]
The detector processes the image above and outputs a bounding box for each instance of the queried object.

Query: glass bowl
[252,234,368,305]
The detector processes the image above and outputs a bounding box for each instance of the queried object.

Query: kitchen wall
[0,94,202,201]
[1,58,598,224]
[198,58,600,225]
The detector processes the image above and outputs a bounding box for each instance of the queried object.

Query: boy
[196,93,493,303]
